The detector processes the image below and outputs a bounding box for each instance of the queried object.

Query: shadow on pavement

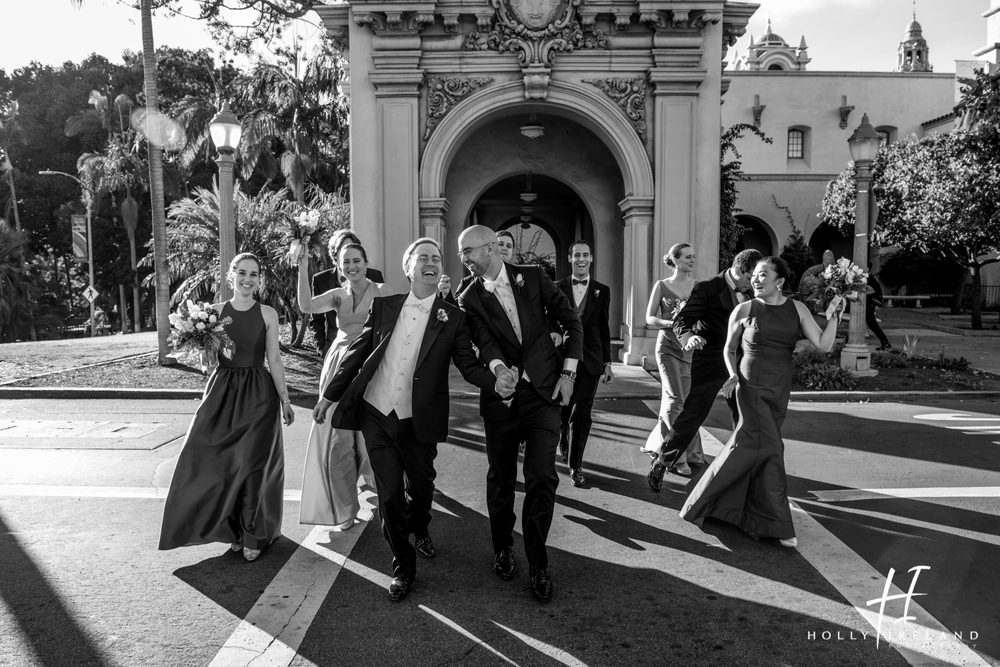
[0,511,108,666]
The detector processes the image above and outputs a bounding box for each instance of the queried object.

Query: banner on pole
[71,214,87,261]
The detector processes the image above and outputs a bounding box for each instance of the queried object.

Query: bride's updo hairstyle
[663,242,692,268]
[228,252,265,292]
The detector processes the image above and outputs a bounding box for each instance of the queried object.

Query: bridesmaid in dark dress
[159,253,295,562]
[679,257,843,548]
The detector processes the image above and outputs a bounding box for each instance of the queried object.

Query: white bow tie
[404,299,430,313]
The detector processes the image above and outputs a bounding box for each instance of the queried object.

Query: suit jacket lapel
[415,297,445,368]
[378,294,405,345]
[718,275,735,312]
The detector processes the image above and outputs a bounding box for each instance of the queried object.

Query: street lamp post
[40,169,96,337]
[840,113,881,377]
[209,101,242,302]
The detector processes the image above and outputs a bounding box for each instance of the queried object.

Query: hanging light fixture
[520,112,544,139]
[520,171,537,203]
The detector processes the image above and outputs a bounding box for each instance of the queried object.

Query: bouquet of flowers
[819,257,870,321]
[286,208,325,266]
[167,300,234,373]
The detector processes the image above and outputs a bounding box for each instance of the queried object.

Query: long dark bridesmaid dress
[159,301,284,551]
[679,298,801,540]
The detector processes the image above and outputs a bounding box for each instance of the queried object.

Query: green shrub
[872,349,910,368]
[794,347,831,366]
[794,361,859,391]
[941,370,984,389]
[934,353,971,372]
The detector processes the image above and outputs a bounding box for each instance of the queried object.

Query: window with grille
[787,129,804,159]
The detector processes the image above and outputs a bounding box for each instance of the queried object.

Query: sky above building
[0,0,991,74]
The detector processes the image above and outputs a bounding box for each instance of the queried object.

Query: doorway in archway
[808,223,852,263]
[735,214,776,256]
[471,172,591,279]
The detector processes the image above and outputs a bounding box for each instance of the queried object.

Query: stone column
[620,195,655,365]
[418,197,449,247]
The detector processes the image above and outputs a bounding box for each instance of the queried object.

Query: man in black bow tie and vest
[313,238,503,602]
[555,241,612,488]
[647,248,764,491]
[456,225,582,602]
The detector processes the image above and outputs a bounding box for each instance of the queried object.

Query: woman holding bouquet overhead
[159,253,295,562]
[297,241,392,529]
[680,257,843,548]
[640,243,703,475]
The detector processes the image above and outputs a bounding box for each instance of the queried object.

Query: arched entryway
[473,172,592,280]
[808,223,852,262]
[735,214,777,256]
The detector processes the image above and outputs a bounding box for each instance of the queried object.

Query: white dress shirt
[482,263,522,343]
[363,292,435,419]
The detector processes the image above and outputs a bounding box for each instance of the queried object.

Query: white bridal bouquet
[286,208,324,266]
[167,300,234,373]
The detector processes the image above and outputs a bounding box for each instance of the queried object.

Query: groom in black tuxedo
[313,238,506,602]
[456,225,582,602]
[648,248,763,491]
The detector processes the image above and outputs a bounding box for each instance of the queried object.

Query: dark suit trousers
[866,304,890,347]
[484,379,560,569]
[359,402,437,580]
[560,369,601,469]
[662,354,738,464]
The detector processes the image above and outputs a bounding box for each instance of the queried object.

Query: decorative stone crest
[584,77,647,143]
[424,76,493,139]
[464,0,608,65]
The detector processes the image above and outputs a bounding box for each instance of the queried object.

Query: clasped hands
[494,365,519,400]
[683,335,707,352]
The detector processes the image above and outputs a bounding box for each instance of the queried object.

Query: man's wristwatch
[560,370,577,381]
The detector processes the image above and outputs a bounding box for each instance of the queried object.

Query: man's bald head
[822,249,835,265]
[458,225,502,278]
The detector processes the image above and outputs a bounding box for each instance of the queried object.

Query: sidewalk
[876,306,1000,375]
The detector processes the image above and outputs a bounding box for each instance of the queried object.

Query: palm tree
[71,0,172,363]
[236,47,348,202]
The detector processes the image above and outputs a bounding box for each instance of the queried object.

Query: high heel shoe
[230,542,243,553]
[647,461,666,492]
[778,537,798,548]
[243,547,262,562]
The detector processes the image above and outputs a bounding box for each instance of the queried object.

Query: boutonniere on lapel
[594,288,600,298]
[514,273,524,291]
[435,308,449,327]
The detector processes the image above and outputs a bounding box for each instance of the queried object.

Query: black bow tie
[572,278,588,286]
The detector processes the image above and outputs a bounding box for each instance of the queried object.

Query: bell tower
[897,3,932,72]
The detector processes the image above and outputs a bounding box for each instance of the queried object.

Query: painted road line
[419,606,519,666]
[790,502,988,667]
[913,414,1000,422]
[209,491,376,667]
[795,498,1000,547]
[491,621,588,667]
[0,485,305,502]
[806,487,1000,502]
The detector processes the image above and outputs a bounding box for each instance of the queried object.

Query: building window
[787,129,804,159]
[878,130,891,147]
[875,125,897,148]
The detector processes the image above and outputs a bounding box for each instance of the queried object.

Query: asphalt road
[0,395,997,666]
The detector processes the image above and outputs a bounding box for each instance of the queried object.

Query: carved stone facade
[315,1,756,364]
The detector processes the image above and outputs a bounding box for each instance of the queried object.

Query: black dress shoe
[415,535,436,560]
[387,575,414,602]
[647,461,666,492]
[570,467,585,487]
[493,547,517,580]
[528,566,553,602]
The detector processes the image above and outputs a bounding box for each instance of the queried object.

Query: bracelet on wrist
[560,370,577,381]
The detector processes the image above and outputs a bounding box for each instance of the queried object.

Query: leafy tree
[720,123,772,267]
[0,223,38,341]
[818,162,856,235]
[235,45,348,202]
[871,130,1000,328]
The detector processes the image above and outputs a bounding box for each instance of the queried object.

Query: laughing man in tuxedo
[456,225,582,602]
[556,241,613,488]
[313,237,508,602]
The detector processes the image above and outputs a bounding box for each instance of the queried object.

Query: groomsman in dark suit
[310,230,384,355]
[647,248,763,491]
[456,225,582,602]
[313,238,508,602]
[556,241,613,488]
